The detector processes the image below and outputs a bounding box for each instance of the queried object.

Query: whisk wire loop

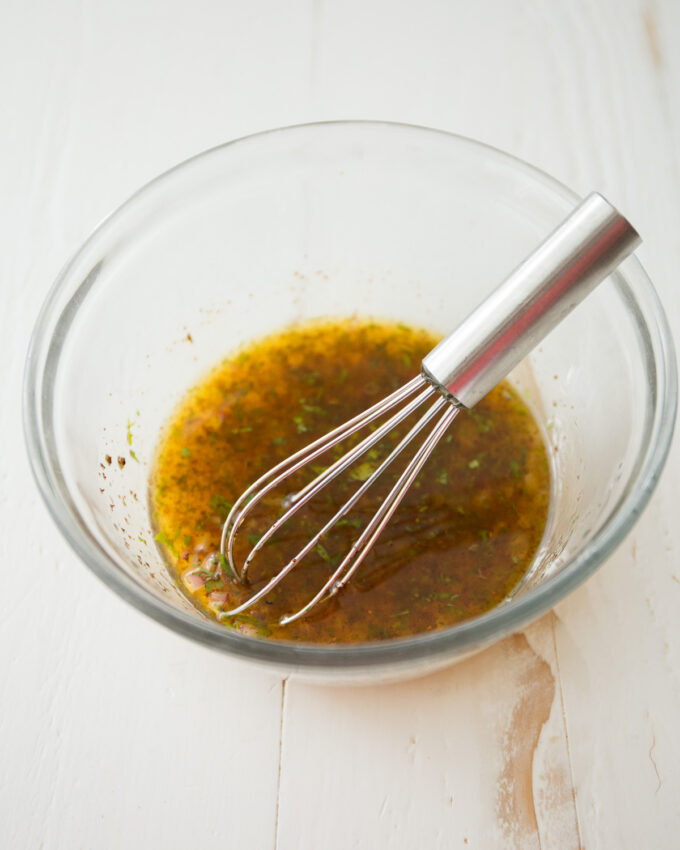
[220,374,426,579]
[280,403,459,625]
[220,380,446,617]
[237,384,436,581]
[218,391,448,620]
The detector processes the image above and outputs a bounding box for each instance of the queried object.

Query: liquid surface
[151,319,550,643]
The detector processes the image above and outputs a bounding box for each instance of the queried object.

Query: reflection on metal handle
[421,192,641,408]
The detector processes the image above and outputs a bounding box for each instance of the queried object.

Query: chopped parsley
[292,415,308,433]
[155,530,177,556]
[315,543,341,566]
[209,494,233,520]
[217,552,237,581]
[336,517,362,529]
[350,462,377,482]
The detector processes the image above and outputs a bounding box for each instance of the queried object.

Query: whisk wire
[280,403,458,624]
[236,384,436,582]
[219,392,448,620]
[333,405,458,592]
[220,374,426,579]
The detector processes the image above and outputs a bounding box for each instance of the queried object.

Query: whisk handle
[421,192,641,408]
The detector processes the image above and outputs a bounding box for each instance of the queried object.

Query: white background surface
[2,1,679,847]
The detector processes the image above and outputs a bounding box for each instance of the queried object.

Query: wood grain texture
[1,0,679,847]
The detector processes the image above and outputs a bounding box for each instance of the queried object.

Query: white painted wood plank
[1,0,316,846]
[278,1,680,847]
[2,0,680,847]
[278,617,579,849]
[538,2,680,846]
[0,577,284,849]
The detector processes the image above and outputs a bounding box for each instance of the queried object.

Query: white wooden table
[2,2,679,847]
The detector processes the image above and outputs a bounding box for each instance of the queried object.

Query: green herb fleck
[233,613,261,626]
[350,462,377,482]
[180,447,191,458]
[130,450,140,463]
[437,470,449,485]
[205,577,224,594]
[293,415,308,433]
[339,368,348,384]
[155,530,177,557]
[336,517,363,529]
[468,458,480,469]
[218,552,237,581]
[230,613,271,636]
[315,543,341,566]
[126,419,133,445]
[470,410,492,433]
[210,494,233,520]
[138,536,147,545]
[271,436,286,446]
[511,555,519,564]
[509,459,521,478]
[183,534,192,546]
[247,533,262,547]
[401,353,412,368]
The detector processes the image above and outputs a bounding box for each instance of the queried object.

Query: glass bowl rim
[23,120,679,671]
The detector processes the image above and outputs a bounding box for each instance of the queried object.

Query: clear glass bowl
[24,122,677,682]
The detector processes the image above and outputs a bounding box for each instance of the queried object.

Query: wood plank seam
[549,613,583,850]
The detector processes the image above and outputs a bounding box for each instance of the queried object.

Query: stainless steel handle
[421,192,641,408]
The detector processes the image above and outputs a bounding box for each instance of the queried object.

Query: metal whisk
[219,193,640,624]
